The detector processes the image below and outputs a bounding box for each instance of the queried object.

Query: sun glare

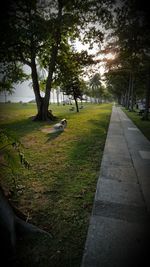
[99,65,105,75]
[74,39,115,78]
[105,53,115,60]
[74,39,99,55]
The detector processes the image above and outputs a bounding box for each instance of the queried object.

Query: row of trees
[103,0,150,119]
[2,1,149,118]
[85,73,111,103]
[0,0,115,120]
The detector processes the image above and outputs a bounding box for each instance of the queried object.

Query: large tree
[0,0,115,121]
[1,0,65,120]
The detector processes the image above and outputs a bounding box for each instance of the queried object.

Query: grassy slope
[123,108,150,141]
[0,102,112,267]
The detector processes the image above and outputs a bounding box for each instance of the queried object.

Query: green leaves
[0,129,30,187]
[0,62,29,94]
[102,0,150,102]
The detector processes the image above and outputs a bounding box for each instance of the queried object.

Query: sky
[0,39,111,103]
[0,81,35,103]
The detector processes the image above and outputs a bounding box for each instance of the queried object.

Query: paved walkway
[81,106,150,267]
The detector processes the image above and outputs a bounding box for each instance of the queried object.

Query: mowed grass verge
[122,108,150,141]
[0,102,112,267]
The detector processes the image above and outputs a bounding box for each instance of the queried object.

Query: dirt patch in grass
[41,127,57,133]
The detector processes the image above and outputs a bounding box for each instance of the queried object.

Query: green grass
[122,108,150,141]
[0,102,112,267]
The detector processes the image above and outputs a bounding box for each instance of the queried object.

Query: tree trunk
[52,90,55,103]
[0,186,51,263]
[123,89,128,107]
[30,56,43,117]
[127,72,132,109]
[4,89,7,103]
[143,72,150,120]
[62,92,65,104]
[118,96,121,105]
[30,57,56,121]
[125,89,129,108]
[30,1,63,121]
[56,88,60,106]
[30,44,60,121]
[33,97,56,121]
[43,1,62,119]
[49,91,51,104]
[74,97,79,112]
[130,73,134,111]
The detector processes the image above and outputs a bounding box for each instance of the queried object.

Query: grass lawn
[0,102,112,267]
[122,108,150,141]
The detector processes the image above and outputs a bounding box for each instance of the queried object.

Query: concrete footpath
[81,106,150,267]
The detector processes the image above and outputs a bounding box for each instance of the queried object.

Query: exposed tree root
[0,187,52,264]
[32,110,57,121]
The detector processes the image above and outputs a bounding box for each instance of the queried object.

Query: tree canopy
[0,0,115,119]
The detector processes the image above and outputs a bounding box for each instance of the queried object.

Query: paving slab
[95,178,145,207]
[100,165,137,183]
[139,150,150,160]
[82,216,149,267]
[81,106,150,267]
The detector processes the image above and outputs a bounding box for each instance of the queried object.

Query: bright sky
[74,39,99,54]
[0,38,115,102]
[74,39,115,77]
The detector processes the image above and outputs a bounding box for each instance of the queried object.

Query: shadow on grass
[0,118,53,138]
[45,131,63,143]
[15,233,52,267]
